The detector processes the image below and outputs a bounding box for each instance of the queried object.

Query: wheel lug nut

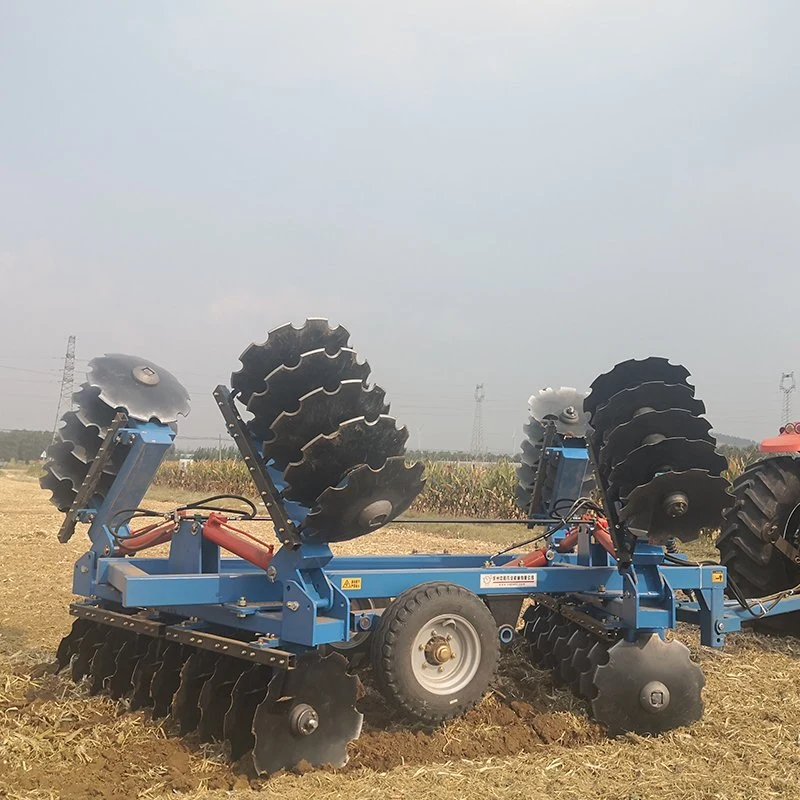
[438,666,444,672]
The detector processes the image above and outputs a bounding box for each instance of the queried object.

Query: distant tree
[0,430,53,462]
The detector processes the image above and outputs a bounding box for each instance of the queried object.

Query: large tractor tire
[717,456,800,635]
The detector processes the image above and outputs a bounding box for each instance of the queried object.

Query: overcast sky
[1,1,799,452]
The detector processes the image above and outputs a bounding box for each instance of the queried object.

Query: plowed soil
[1,470,799,800]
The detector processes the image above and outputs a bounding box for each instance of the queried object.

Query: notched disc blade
[130,639,163,711]
[529,387,589,437]
[283,416,409,507]
[150,642,186,718]
[514,483,533,510]
[232,319,351,404]
[591,634,704,736]
[520,438,543,467]
[585,357,692,415]
[87,354,190,423]
[58,411,104,456]
[247,348,370,439]
[302,457,425,543]
[600,409,714,469]
[198,657,248,743]
[88,628,127,695]
[223,664,272,760]
[44,440,89,487]
[522,417,544,444]
[55,618,93,672]
[590,383,705,442]
[578,640,610,700]
[73,384,118,429]
[266,380,389,469]
[517,462,536,487]
[171,650,217,735]
[252,652,363,775]
[619,469,732,542]
[609,438,728,497]
[40,468,77,512]
[108,634,150,700]
[71,623,105,682]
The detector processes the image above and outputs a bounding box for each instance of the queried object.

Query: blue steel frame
[68,422,800,655]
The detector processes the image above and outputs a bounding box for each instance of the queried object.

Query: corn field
[154,448,762,519]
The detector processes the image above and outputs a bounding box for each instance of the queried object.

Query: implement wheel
[370,582,499,724]
[717,456,800,634]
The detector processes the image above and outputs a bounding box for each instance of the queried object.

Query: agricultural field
[1,467,799,800]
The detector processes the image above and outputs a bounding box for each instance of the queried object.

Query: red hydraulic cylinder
[202,512,275,570]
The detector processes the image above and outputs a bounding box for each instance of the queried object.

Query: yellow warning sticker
[712,570,725,584]
[341,577,362,590]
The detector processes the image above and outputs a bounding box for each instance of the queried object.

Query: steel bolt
[286,600,300,612]
[266,565,277,582]
[715,621,725,633]
[237,596,247,607]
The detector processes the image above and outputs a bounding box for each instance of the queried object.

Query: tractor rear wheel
[716,456,800,635]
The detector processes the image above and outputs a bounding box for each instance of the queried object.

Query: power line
[51,336,76,443]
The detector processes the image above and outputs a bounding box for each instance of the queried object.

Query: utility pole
[470,383,485,457]
[218,433,223,462]
[780,372,796,426]
[51,335,76,442]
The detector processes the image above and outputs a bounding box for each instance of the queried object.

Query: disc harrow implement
[40,333,800,776]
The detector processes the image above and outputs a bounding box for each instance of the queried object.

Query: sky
[1,1,799,453]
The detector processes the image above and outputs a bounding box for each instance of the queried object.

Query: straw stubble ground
[1,471,799,800]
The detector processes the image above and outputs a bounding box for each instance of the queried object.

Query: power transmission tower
[51,335,76,442]
[470,383,485,457]
[779,371,796,426]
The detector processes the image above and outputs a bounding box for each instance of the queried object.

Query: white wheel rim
[410,613,481,695]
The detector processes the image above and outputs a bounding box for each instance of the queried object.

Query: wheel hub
[411,615,480,694]
[425,636,454,665]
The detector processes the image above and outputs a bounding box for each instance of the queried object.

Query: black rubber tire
[716,456,800,634]
[370,582,500,724]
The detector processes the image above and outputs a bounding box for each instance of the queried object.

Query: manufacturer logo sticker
[479,572,537,589]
